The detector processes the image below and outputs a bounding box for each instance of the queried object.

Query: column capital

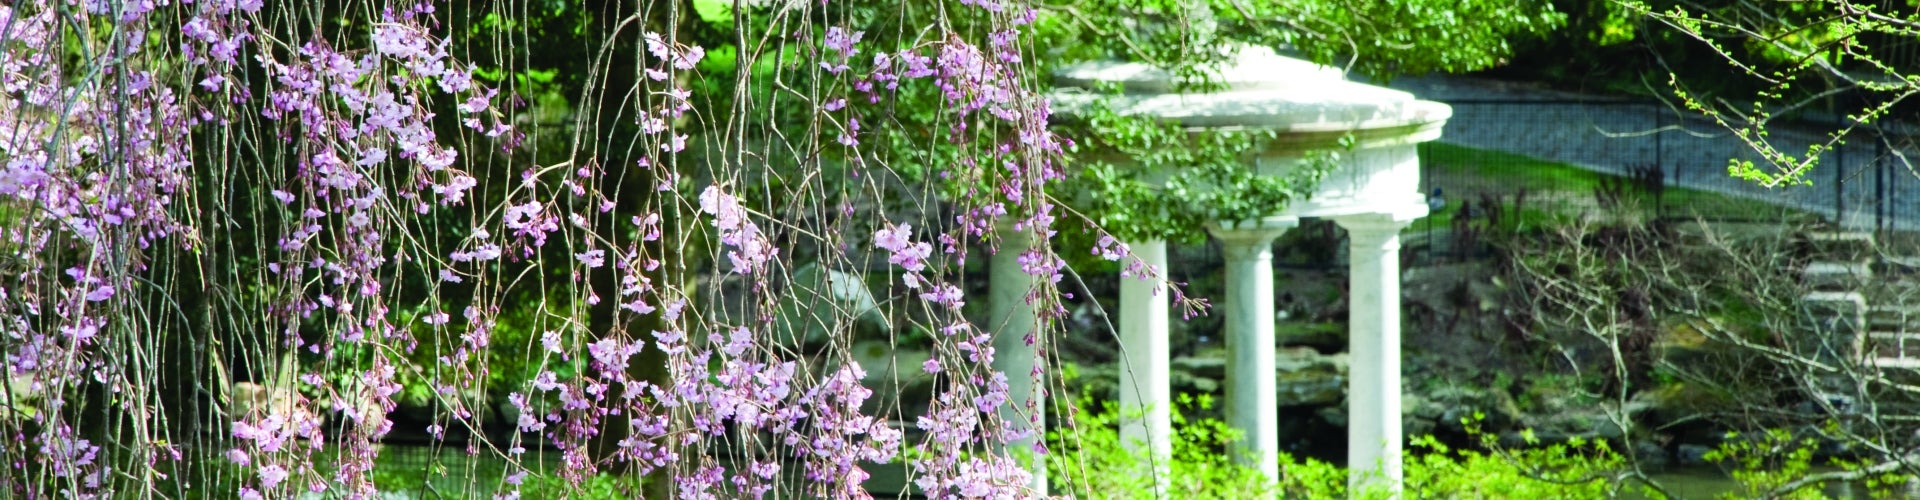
[1208,216,1299,259]
[1331,212,1419,235]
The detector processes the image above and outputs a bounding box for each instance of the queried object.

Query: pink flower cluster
[0,0,1091,497]
[699,186,778,274]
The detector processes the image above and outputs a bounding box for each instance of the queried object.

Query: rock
[1652,320,1716,367]
[1520,409,1626,443]
[1170,370,1220,393]
[1316,406,1346,427]
[1498,407,1629,448]
[1172,355,1226,380]
[1403,399,1438,438]
[1676,444,1714,466]
[1168,347,1347,406]
[1634,383,1739,428]
[1633,440,1671,468]
[1405,394,1447,422]
[1400,394,1446,438]
[1276,346,1345,372]
[1276,347,1348,406]
[1420,385,1522,432]
[1277,321,1345,351]
[1404,418,1435,438]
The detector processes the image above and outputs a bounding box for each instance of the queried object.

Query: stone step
[1885,256,1920,269]
[1801,261,1873,291]
[1883,256,1920,278]
[1800,292,1867,339]
[1869,332,1920,361]
[1868,305,1920,331]
[1801,231,1876,260]
[1875,357,1920,370]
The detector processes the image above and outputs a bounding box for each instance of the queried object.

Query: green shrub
[1048,397,1637,499]
[1400,414,1626,498]
[1707,423,1915,500]
[1046,393,1310,499]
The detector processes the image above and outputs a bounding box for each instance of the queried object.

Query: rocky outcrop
[1275,347,1347,406]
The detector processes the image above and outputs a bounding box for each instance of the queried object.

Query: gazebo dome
[1046,45,1450,220]
[1051,46,1448,138]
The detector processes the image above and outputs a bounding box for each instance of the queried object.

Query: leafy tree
[1614,0,1920,187]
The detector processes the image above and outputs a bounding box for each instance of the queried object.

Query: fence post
[1653,103,1665,220]
[1418,141,1427,265]
[1881,137,1893,235]
[1878,134,1887,235]
[1837,125,1847,227]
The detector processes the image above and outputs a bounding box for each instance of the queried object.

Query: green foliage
[1045,393,1294,498]
[1402,412,1627,498]
[1625,0,1920,188]
[1702,428,1826,500]
[1032,0,1565,82]
[1054,89,1339,243]
[366,450,633,499]
[517,472,632,500]
[1047,397,1635,499]
[690,0,737,30]
[1834,455,1919,500]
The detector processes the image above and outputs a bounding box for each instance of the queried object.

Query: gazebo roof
[1049,46,1448,133]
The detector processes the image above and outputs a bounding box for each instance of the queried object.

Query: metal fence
[1410,98,1917,262]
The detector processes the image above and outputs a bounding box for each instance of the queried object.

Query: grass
[1413,142,1819,234]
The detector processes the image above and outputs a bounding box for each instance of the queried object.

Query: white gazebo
[1008,46,1451,497]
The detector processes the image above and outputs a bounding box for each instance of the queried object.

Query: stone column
[1208,217,1298,485]
[1118,239,1172,498]
[1333,214,1413,496]
[990,223,1047,494]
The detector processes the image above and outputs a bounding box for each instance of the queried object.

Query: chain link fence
[1411,99,1917,263]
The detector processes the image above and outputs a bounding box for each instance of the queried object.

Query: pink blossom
[257,464,289,489]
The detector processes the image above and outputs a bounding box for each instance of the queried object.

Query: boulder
[1675,444,1714,466]
[1170,370,1220,393]
[1277,321,1346,352]
[1633,440,1671,468]
[1276,347,1348,406]
[1171,355,1226,380]
[1401,393,1445,437]
[1652,320,1717,367]
[1316,405,1346,427]
[1168,347,1348,407]
[1508,409,1627,446]
[1420,385,1522,432]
